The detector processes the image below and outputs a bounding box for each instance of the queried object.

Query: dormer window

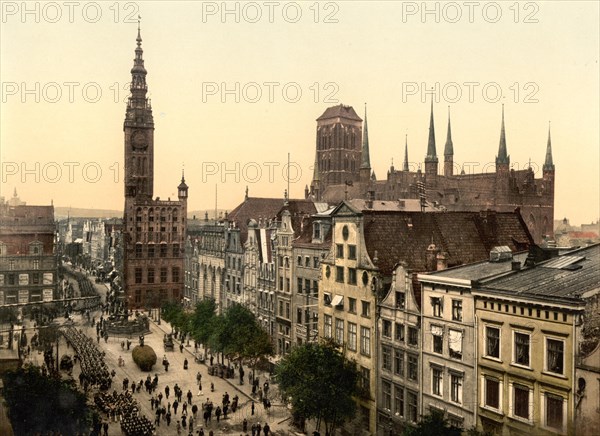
[313,222,321,239]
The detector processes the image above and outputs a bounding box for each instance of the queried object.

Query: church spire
[543,122,555,172]
[361,103,371,169]
[496,104,510,167]
[403,134,409,171]
[444,106,454,176]
[444,106,453,157]
[425,99,438,163]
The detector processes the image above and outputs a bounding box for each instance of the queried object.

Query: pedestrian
[176,421,181,435]
[165,385,170,399]
[166,410,171,426]
[210,382,214,392]
[196,371,202,385]
[256,422,262,435]
[243,418,248,432]
[215,406,221,422]
[184,358,188,370]
[263,423,270,435]
[158,392,163,403]
[103,421,109,436]
[258,387,263,402]
[191,403,198,418]
[180,343,184,353]
[203,410,209,426]
[187,389,193,404]
[251,401,255,415]
[173,400,179,414]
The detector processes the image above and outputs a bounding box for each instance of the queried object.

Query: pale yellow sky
[1,1,598,225]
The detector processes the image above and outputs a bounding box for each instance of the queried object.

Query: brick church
[308,103,555,242]
[123,24,188,309]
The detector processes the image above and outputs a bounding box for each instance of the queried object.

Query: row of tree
[161,300,274,373]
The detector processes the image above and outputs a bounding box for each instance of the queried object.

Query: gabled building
[319,201,534,435]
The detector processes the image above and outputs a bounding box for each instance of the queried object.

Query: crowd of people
[63,326,112,390]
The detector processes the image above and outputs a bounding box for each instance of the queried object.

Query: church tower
[359,104,372,186]
[313,104,362,190]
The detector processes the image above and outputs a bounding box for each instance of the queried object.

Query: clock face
[131,130,147,150]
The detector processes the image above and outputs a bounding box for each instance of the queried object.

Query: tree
[275,339,359,435]
[2,365,95,434]
[403,409,462,436]
[189,298,218,346]
[132,345,157,371]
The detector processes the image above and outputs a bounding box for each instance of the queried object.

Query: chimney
[511,260,521,271]
[366,190,375,209]
[436,251,448,270]
[426,243,439,271]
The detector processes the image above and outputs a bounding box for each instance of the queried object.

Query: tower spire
[444,106,453,157]
[361,103,371,169]
[425,98,438,162]
[129,15,149,107]
[543,121,555,171]
[444,106,454,176]
[403,134,409,171]
[496,104,509,166]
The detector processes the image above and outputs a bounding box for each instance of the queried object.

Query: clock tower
[122,22,189,310]
[124,22,154,200]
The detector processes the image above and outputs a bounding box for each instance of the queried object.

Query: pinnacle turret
[543,123,555,172]
[425,99,438,163]
[444,106,453,157]
[403,134,409,171]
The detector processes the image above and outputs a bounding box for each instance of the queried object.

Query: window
[312,280,318,296]
[407,354,418,380]
[147,268,155,284]
[360,367,370,393]
[135,268,142,284]
[305,256,310,267]
[172,243,179,257]
[407,391,418,422]
[348,245,356,260]
[160,244,167,257]
[432,367,443,396]
[335,266,344,283]
[382,380,392,411]
[485,377,500,409]
[431,297,442,317]
[513,384,530,420]
[297,256,302,266]
[546,338,564,375]
[286,302,290,319]
[395,323,405,342]
[514,332,530,366]
[450,373,463,404]
[485,326,500,359]
[382,345,392,371]
[279,301,284,316]
[452,299,463,321]
[382,320,392,338]
[348,322,357,351]
[348,268,357,285]
[395,291,405,309]
[324,315,332,338]
[313,223,321,239]
[336,244,344,258]
[546,393,564,430]
[32,273,40,285]
[449,329,463,359]
[394,385,404,417]
[394,349,404,376]
[335,318,344,344]
[408,327,418,346]
[279,277,283,291]
[160,267,167,283]
[361,301,370,317]
[297,278,303,293]
[313,257,319,268]
[360,326,371,356]
[172,267,180,283]
[135,244,142,258]
[348,297,356,313]
[33,259,39,270]
[305,279,311,294]
[432,325,443,354]
[297,308,302,324]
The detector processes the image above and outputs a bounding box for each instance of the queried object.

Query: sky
[1,1,598,225]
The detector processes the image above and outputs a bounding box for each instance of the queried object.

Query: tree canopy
[403,409,462,436]
[275,339,359,435]
[2,365,95,434]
